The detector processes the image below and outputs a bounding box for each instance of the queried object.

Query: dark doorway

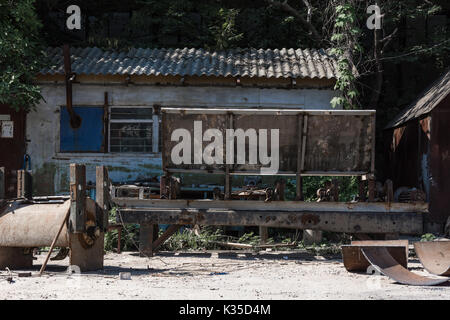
[0,104,26,198]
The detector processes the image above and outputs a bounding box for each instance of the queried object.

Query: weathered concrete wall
[28,83,339,195]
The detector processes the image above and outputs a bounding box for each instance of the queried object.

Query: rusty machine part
[160,175,181,199]
[394,187,426,203]
[361,246,449,286]
[0,200,71,247]
[342,240,409,272]
[0,164,109,272]
[316,180,339,202]
[414,241,450,276]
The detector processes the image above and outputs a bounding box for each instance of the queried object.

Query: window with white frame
[109,107,159,153]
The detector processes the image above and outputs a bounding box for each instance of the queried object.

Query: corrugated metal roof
[40,47,340,79]
[386,69,450,129]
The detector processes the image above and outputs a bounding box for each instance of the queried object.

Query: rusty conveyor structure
[0,164,109,271]
[112,108,429,256]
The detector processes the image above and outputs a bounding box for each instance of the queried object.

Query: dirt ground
[0,250,449,300]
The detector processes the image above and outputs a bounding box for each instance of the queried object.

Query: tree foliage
[0,0,46,111]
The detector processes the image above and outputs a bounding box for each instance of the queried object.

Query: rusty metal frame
[161,108,376,177]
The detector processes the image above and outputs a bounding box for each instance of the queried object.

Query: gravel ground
[0,250,449,300]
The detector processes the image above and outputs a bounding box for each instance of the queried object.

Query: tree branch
[302,0,313,23]
[266,0,322,41]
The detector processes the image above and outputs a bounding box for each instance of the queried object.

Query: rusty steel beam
[361,247,449,286]
[414,241,450,276]
[342,240,409,272]
[112,198,429,213]
[117,208,423,234]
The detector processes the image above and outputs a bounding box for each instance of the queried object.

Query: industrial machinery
[0,164,108,271]
[112,108,428,256]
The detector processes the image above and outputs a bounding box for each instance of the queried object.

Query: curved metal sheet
[414,241,450,276]
[361,247,449,286]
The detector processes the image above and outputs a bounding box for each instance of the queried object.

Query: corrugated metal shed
[386,69,450,129]
[40,47,340,80]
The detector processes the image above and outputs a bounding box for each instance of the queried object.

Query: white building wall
[27,83,339,194]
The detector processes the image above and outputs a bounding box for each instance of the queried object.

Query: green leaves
[0,0,45,111]
[329,0,361,110]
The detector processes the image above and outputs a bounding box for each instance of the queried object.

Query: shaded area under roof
[386,69,450,129]
[40,47,341,80]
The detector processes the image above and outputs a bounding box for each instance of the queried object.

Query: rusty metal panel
[342,240,408,272]
[342,245,407,272]
[162,108,376,176]
[430,97,450,223]
[414,241,450,276]
[162,112,228,172]
[361,246,449,286]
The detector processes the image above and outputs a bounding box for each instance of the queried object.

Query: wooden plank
[152,224,182,252]
[69,232,104,272]
[69,163,86,233]
[96,166,109,231]
[118,209,424,235]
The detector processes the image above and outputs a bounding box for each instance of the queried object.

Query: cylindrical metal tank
[0,200,70,247]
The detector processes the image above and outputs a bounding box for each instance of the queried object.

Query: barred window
[109,107,155,153]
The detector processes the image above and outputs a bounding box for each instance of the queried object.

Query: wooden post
[0,167,5,200]
[259,226,268,244]
[368,176,376,202]
[224,113,233,200]
[16,170,32,200]
[139,223,155,256]
[358,176,366,201]
[385,179,394,203]
[96,166,109,231]
[296,114,304,201]
[69,163,86,233]
[332,179,339,202]
[17,170,23,198]
[103,92,109,153]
